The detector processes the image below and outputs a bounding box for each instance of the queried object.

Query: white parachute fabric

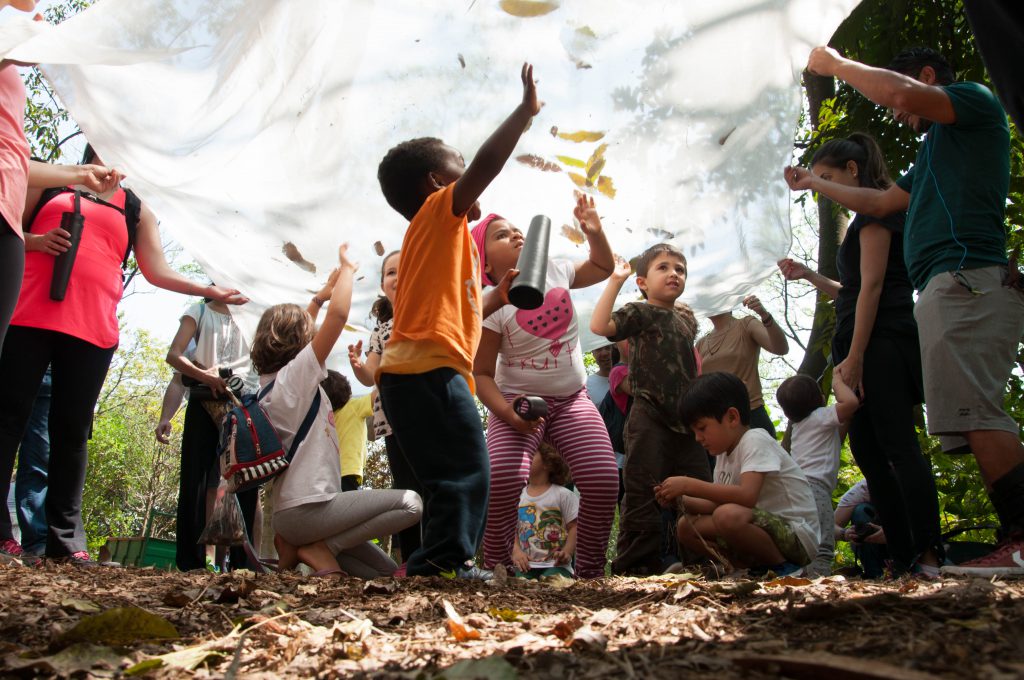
[1,0,859,362]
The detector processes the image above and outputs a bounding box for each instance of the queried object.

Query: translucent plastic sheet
[1,0,859,358]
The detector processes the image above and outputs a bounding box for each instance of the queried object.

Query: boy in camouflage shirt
[590,245,711,575]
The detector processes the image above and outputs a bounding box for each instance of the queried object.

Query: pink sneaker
[392,562,407,578]
[0,539,23,557]
[941,539,1024,577]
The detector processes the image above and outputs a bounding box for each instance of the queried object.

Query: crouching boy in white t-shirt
[776,371,860,576]
[655,372,819,576]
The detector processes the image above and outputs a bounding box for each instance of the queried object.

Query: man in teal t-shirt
[782,46,1024,578]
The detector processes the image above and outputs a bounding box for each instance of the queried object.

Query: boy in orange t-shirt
[375,64,541,579]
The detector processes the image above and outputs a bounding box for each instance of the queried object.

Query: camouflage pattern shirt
[609,301,698,433]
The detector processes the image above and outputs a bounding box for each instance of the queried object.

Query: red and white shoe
[941,539,1024,577]
[0,538,23,557]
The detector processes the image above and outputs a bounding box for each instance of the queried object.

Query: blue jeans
[378,368,489,576]
[15,366,51,555]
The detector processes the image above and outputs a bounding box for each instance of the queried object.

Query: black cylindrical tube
[513,395,549,420]
[508,214,551,310]
[50,192,85,302]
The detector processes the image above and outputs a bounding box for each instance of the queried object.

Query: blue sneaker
[441,562,494,581]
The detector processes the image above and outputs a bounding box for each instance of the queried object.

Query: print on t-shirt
[518,502,567,564]
[514,287,573,357]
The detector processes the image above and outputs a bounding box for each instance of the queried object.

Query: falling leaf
[499,0,560,17]
[59,607,178,646]
[556,129,606,143]
[596,175,616,199]
[574,60,592,69]
[561,224,586,245]
[61,598,101,613]
[567,172,588,188]
[373,240,385,256]
[282,242,316,273]
[488,607,523,622]
[587,157,606,182]
[585,143,608,176]
[457,53,466,68]
[516,154,563,172]
[575,25,597,39]
[647,227,673,240]
[443,599,481,642]
[555,155,585,168]
[718,126,737,145]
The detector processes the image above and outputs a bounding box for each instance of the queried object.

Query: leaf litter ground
[1,560,1023,678]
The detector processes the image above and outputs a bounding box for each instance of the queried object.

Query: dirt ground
[1,560,1022,679]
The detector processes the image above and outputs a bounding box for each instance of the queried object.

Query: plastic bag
[198,479,246,546]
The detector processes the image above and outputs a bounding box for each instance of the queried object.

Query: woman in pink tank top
[0,144,248,563]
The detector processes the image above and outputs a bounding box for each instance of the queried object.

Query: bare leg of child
[297,540,346,578]
[711,504,786,566]
[274,533,300,571]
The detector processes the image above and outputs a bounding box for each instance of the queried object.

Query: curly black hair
[377,137,450,220]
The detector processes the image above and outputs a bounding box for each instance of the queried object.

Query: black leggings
[176,398,258,571]
[0,326,116,556]
[840,333,942,573]
[0,223,24,352]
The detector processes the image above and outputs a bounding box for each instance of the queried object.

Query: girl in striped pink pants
[471,194,620,578]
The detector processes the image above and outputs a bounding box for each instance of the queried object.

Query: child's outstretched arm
[655,472,766,510]
[589,256,631,338]
[451,63,542,217]
[311,245,359,365]
[832,368,861,424]
[570,192,615,288]
[307,268,340,323]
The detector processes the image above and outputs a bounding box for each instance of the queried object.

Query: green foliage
[793,0,1024,544]
[83,327,180,554]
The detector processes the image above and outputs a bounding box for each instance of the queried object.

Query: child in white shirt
[777,371,859,576]
[511,443,579,579]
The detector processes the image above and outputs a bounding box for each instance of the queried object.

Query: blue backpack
[219,380,321,493]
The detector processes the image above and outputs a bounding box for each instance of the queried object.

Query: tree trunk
[796,71,849,383]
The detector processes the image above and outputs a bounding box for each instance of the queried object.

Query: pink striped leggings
[483,388,619,578]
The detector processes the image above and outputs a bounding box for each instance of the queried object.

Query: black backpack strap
[24,186,73,234]
[256,378,321,462]
[288,391,322,461]
[121,188,141,270]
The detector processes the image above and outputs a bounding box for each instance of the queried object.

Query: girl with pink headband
[471,192,619,578]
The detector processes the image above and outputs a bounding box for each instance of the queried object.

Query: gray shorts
[914,266,1024,451]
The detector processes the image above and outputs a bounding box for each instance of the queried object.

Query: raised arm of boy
[571,192,614,288]
[589,256,632,338]
[452,63,542,218]
[311,245,358,365]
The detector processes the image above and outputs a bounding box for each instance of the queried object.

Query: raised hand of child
[520,63,542,117]
[337,243,359,273]
[610,255,632,283]
[348,340,365,371]
[573,191,602,235]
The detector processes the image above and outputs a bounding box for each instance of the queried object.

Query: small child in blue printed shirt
[511,443,578,579]
[777,370,859,576]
